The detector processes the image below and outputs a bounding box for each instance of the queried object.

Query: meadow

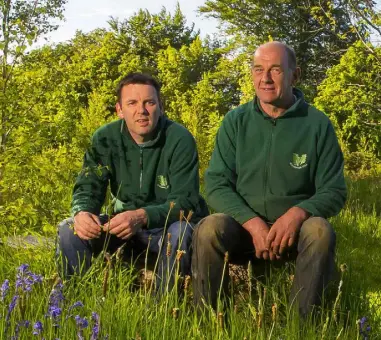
[0,174,380,340]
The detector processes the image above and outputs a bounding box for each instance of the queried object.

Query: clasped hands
[242,207,309,261]
[73,209,147,240]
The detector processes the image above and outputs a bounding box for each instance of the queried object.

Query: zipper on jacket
[263,119,277,219]
[139,147,143,192]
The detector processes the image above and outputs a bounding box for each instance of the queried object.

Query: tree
[314,41,381,171]
[0,0,67,153]
[108,4,198,70]
[198,0,378,97]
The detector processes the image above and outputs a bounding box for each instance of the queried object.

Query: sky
[41,0,219,46]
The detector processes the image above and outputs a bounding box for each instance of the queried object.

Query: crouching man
[192,42,346,317]
[58,72,208,293]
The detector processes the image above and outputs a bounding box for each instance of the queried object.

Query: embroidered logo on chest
[157,175,169,189]
[290,153,308,169]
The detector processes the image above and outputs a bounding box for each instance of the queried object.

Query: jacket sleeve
[296,121,347,218]
[71,132,110,217]
[143,132,203,228]
[205,113,259,225]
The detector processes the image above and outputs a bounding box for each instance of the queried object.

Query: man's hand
[105,209,147,240]
[74,211,102,240]
[266,207,310,259]
[242,217,271,260]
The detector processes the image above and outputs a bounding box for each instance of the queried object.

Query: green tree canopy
[315,41,381,171]
[198,0,379,97]
[0,0,67,152]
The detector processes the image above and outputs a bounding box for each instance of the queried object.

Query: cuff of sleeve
[143,206,161,229]
[234,210,259,226]
[295,202,319,218]
[71,204,99,218]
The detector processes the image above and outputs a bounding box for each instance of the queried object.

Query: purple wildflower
[15,264,43,293]
[68,301,84,312]
[359,316,371,340]
[33,320,43,335]
[46,283,64,326]
[6,295,18,323]
[75,315,89,340]
[90,312,100,340]
[17,264,29,274]
[11,320,30,340]
[1,279,9,302]
[4,295,18,335]
[75,315,89,329]
[66,301,85,321]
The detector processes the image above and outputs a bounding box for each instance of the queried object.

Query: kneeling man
[58,73,208,292]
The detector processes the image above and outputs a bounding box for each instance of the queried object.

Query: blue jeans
[57,215,193,293]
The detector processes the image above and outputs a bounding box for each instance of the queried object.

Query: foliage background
[0,0,380,234]
[0,0,380,338]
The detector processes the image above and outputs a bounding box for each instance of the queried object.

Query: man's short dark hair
[116,72,162,105]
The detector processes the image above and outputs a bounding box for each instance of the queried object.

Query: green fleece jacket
[205,89,347,225]
[72,116,208,228]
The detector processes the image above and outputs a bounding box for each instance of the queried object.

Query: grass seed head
[184,275,191,291]
[172,307,180,320]
[186,210,193,222]
[218,312,224,328]
[176,250,186,262]
[272,303,278,322]
[340,263,348,273]
[166,235,172,257]
[179,210,184,222]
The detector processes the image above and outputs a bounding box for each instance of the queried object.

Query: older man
[192,42,346,316]
[58,72,208,292]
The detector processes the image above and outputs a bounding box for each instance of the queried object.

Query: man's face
[116,84,161,143]
[252,44,296,107]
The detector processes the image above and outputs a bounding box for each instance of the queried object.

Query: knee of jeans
[299,217,336,252]
[166,221,193,246]
[58,222,77,250]
[193,213,232,247]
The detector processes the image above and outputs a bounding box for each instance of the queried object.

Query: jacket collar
[253,88,308,119]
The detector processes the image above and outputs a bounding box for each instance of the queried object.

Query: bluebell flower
[11,320,30,340]
[68,301,84,312]
[66,301,85,321]
[17,264,29,274]
[1,279,9,302]
[75,315,89,340]
[15,264,43,293]
[48,306,62,319]
[6,295,18,323]
[33,320,43,335]
[75,315,89,329]
[90,312,100,340]
[46,283,64,326]
[358,316,371,340]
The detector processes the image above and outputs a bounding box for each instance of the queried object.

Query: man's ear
[292,67,301,86]
[116,102,123,119]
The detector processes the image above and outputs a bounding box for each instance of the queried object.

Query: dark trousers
[191,213,336,317]
[57,215,193,293]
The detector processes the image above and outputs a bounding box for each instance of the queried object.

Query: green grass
[0,175,380,339]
